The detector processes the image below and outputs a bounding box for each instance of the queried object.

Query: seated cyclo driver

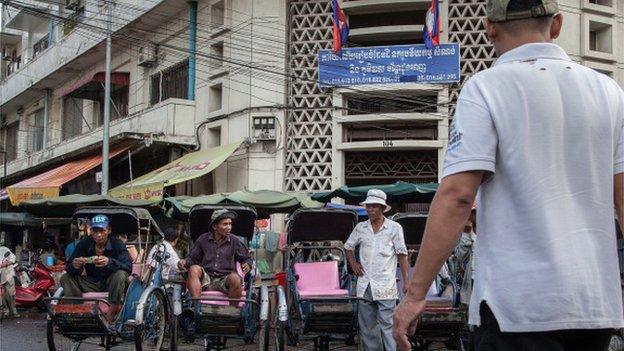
[178,209,253,306]
[61,215,132,321]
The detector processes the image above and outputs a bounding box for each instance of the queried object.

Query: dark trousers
[60,270,128,304]
[474,303,614,351]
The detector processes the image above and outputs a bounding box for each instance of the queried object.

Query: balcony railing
[33,35,50,58]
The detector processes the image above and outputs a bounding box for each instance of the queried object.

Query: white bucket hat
[360,189,391,213]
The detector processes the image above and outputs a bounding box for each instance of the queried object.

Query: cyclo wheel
[166,312,178,351]
[135,289,167,351]
[46,319,84,351]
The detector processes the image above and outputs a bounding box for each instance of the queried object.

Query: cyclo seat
[200,263,246,308]
[294,261,349,298]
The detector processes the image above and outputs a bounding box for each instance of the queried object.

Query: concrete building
[284,0,624,210]
[0,0,287,200]
[1,0,623,205]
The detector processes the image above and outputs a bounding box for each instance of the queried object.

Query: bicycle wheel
[135,289,167,351]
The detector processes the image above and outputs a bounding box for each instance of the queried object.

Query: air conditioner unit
[138,44,158,67]
[252,116,276,141]
[66,0,84,10]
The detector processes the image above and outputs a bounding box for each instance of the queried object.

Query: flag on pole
[332,0,349,54]
[424,0,440,49]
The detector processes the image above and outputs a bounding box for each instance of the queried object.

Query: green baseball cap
[487,0,559,22]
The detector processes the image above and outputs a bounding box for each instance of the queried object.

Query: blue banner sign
[318,43,460,87]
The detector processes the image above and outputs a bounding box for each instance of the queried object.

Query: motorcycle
[14,262,55,311]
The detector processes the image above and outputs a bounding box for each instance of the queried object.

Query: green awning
[19,194,161,218]
[311,181,438,203]
[165,189,322,220]
[0,212,72,229]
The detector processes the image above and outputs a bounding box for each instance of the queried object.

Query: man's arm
[615,173,623,233]
[104,243,132,274]
[234,239,254,271]
[406,171,483,300]
[344,227,364,276]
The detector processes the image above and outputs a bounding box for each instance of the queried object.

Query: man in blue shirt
[60,214,131,321]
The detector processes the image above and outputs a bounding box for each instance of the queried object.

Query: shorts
[474,302,614,351]
[198,268,241,293]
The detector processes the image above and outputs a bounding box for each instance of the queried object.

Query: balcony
[1,98,196,178]
[4,1,51,32]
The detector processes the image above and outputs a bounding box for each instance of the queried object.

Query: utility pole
[101,0,112,195]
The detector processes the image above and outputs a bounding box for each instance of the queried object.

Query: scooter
[14,262,55,310]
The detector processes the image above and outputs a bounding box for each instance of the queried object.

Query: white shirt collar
[494,43,571,67]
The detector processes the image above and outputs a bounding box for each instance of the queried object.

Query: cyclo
[46,206,176,351]
[392,213,468,351]
[278,208,361,351]
[174,204,270,351]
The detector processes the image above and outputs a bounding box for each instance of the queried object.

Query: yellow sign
[108,182,164,201]
[7,187,60,206]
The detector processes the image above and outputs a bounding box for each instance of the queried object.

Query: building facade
[1,0,623,203]
[0,0,287,198]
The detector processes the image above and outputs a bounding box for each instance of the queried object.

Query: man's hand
[73,257,87,269]
[350,261,365,276]
[393,296,426,351]
[93,256,109,267]
[177,259,187,271]
[241,263,251,274]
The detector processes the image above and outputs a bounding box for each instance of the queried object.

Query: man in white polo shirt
[393,0,624,350]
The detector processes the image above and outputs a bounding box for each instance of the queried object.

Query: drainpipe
[187,1,197,101]
[43,89,50,148]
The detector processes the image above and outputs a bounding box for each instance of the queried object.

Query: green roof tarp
[165,189,322,220]
[311,181,438,203]
[19,194,161,218]
[0,212,72,229]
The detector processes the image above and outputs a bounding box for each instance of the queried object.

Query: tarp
[0,212,72,229]
[18,194,161,218]
[7,144,131,206]
[311,181,438,203]
[165,189,322,220]
[109,141,243,201]
[325,202,368,217]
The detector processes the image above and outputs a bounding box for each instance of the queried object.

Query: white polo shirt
[443,43,624,332]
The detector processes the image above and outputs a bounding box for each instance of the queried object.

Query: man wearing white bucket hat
[345,189,409,351]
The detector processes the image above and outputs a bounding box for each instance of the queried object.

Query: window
[150,60,189,105]
[30,109,45,152]
[589,0,612,5]
[96,86,129,125]
[209,84,223,112]
[5,122,19,162]
[589,20,613,54]
[345,93,439,115]
[211,0,225,29]
[211,41,224,68]
[33,35,50,58]
[62,97,83,140]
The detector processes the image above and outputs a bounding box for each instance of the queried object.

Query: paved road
[0,309,360,351]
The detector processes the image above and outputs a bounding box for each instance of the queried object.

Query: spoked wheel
[46,319,84,351]
[135,290,167,351]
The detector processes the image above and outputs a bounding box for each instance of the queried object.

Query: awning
[0,212,72,229]
[19,194,161,218]
[311,181,438,203]
[109,141,243,201]
[61,72,130,100]
[164,189,322,220]
[7,145,131,206]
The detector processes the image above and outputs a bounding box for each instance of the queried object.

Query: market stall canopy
[165,189,322,220]
[109,141,243,202]
[325,202,368,218]
[5,144,131,206]
[61,72,130,100]
[0,212,72,229]
[18,194,160,218]
[311,181,438,203]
